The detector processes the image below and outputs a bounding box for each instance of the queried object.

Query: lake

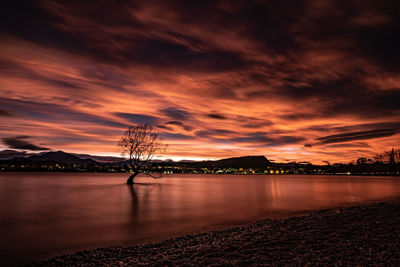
[1,173,400,265]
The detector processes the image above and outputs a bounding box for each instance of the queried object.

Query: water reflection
[128,185,138,225]
[1,173,400,265]
[127,183,160,226]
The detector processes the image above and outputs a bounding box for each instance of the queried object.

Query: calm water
[1,173,400,265]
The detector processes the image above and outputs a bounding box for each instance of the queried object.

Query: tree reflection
[127,183,161,225]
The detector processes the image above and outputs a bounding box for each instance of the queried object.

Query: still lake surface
[1,172,400,265]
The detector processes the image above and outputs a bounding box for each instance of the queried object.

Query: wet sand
[30,200,400,266]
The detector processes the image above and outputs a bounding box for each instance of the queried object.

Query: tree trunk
[127,172,139,184]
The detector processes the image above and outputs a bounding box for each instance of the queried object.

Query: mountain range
[1,151,97,164]
[0,150,123,163]
[0,150,271,169]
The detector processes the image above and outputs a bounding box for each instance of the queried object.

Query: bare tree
[374,148,400,164]
[118,125,165,184]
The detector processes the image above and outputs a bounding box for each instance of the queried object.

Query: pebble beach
[30,200,400,266]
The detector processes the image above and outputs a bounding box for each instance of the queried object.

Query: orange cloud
[1,1,400,164]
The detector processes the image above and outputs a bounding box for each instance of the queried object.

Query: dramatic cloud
[196,129,238,138]
[165,121,193,131]
[160,108,192,120]
[2,136,51,151]
[306,129,399,147]
[206,113,227,120]
[232,133,306,147]
[0,0,399,163]
[0,98,127,128]
[115,113,159,125]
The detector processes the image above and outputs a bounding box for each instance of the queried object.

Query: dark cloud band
[2,136,51,151]
[306,128,399,147]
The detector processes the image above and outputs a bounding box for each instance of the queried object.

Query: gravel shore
[30,201,400,266]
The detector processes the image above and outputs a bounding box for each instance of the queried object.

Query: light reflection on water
[1,173,400,265]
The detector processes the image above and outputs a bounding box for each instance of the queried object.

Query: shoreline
[2,171,399,177]
[30,200,400,266]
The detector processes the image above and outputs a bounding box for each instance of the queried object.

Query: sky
[0,0,400,164]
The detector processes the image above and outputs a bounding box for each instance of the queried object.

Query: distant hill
[181,155,270,169]
[215,155,270,169]
[0,149,124,163]
[0,150,31,160]
[26,151,96,164]
[73,153,125,163]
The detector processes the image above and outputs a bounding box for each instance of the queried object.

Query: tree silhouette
[374,148,400,164]
[356,157,367,165]
[118,125,165,184]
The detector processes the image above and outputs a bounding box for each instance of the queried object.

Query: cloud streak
[2,136,51,151]
[306,129,399,147]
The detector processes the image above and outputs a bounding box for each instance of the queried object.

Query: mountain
[0,149,124,163]
[73,153,125,163]
[0,150,49,160]
[0,150,31,160]
[26,151,96,164]
[180,155,270,169]
[213,155,270,169]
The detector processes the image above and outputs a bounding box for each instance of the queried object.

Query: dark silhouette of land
[27,151,96,164]
[185,155,270,169]
[0,148,399,176]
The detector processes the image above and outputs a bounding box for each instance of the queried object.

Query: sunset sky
[1,0,399,164]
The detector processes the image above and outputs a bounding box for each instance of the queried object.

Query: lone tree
[118,124,164,184]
